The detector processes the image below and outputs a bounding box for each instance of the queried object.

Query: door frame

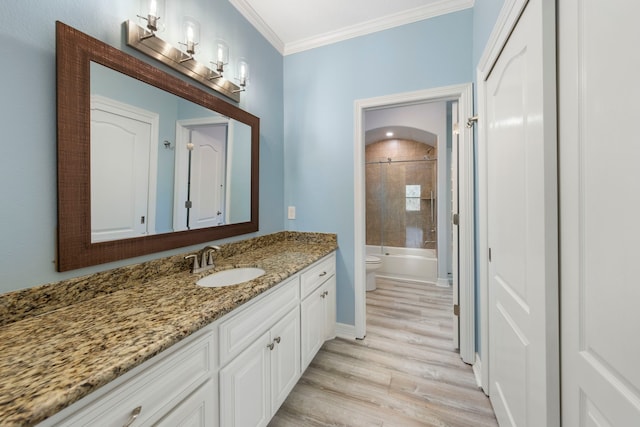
[174,117,230,232]
[353,84,475,363]
[476,0,557,395]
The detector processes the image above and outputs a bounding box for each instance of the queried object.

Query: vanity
[0,21,341,426]
[0,232,337,426]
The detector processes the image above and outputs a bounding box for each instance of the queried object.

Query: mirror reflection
[90,62,251,243]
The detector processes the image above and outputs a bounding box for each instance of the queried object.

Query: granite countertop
[0,231,337,427]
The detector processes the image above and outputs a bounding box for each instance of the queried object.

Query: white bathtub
[366,245,437,284]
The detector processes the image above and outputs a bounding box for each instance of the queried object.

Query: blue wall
[472,0,505,353]
[0,0,284,293]
[283,10,474,325]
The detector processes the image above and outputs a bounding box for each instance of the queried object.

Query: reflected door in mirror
[90,96,159,243]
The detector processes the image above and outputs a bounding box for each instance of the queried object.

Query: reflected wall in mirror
[57,21,259,271]
[89,63,251,243]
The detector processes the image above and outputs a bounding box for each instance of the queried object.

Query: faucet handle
[184,254,200,272]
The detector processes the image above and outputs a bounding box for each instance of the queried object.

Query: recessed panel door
[486,0,559,425]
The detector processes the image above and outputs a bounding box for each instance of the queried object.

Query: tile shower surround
[366,139,437,249]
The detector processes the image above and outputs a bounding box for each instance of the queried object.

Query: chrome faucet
[185,245,221,274]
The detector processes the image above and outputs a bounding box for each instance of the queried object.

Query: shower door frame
[353,83,475,364]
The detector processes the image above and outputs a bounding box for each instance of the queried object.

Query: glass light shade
[211,40,230,74]
[182,17,200,55]
[237,59,250,87]
[139,0,165,32]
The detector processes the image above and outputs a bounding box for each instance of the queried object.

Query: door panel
[190,125,227,229]
[90,103,153,242]
[486,0,559,425]
[451,101,460,349]
[559,0,640,425]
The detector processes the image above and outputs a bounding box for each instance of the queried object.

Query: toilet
[365,255,382,291]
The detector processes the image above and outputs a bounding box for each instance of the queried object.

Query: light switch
[288,206,296,220]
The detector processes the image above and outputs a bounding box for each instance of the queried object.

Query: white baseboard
[436,277,451,288]
[473,352,488,394]
[335,322,358,340]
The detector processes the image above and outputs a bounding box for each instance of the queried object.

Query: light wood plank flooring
[270,277,497,427]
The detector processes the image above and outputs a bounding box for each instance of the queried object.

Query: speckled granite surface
[0,231,337,426]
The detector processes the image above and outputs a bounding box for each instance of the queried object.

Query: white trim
[228,0,285,54]
[284,0,474,55]
[230,0,473,56]
[436,278,451,288]
[472,352,484,390]
[335,322,357,340]
[476,0,527,396]
[354,83,475,357]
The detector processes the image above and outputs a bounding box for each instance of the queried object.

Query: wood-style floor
[270,277,498,427]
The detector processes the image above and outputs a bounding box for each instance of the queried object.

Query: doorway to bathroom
[364,105,443,286]
[354,84,475,364]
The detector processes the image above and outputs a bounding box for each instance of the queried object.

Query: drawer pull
[123,406,142,427]
[274,336,281,344]
[319,271,327,277]
[267,342,275,350]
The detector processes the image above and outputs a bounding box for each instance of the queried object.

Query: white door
[559,1,640,425]
[220,331,271,427]
[486,0,559,425]
[90,97,158,243]
[189,125,227,229]
[451,101,460,349]
[270,308,300,414]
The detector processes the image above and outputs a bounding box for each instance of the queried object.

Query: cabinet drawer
[300,253,336,299]
[219,276,299,366]
[56,329,216,427]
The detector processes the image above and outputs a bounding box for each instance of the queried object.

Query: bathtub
[366,245,437,284]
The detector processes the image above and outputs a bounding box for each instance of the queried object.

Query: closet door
[559,0,640,424]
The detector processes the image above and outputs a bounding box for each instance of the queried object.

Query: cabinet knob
[320,292,326,299]
[123,406,142,427]
[267,342,275,350]
[319,271,327,277]
[274,336,281,344]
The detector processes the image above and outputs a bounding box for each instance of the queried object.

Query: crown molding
[231,0,474,56]
[284,0,474,55]
[229,0,286,54]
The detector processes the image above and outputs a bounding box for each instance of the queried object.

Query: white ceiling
[229,0,474,55]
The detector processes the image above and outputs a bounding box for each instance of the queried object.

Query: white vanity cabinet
[219,277,301,427]
[40,326,218,427]
[300,253,337,370]
[37,252,336,427]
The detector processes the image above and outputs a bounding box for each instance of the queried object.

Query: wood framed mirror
[56,21,259,271]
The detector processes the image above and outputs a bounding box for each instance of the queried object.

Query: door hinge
[453,304,460,316]
[185,200,192,208]
[452,213,459,225]
[140,216,145,224]
[489,247,492,262]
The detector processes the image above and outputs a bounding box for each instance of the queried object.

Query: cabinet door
[323,276,336,341]
[220,332,271,427]
[270,307,300,414]
[156,379,217,427]
[301,287,326,371]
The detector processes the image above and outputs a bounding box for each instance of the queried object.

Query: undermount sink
[196,267,266,288]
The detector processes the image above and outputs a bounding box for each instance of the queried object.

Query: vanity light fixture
[137,0,165,38]
[233,59,249,93]
[124,20,245,102]
[179,17,200,62]
[210,40,229,79]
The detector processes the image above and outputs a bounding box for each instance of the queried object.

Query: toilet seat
[366,255,381,264]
